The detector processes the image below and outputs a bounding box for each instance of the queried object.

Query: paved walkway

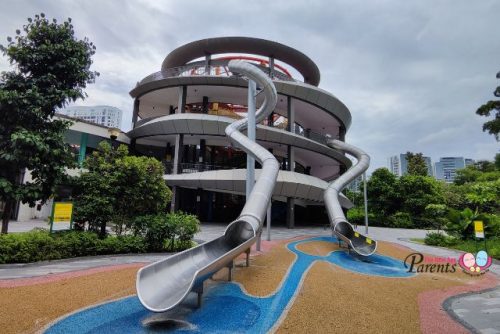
[2,220,499,333]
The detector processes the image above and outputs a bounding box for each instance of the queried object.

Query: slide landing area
[46,236,413,334]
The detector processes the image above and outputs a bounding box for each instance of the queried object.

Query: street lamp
[107,127,121,148]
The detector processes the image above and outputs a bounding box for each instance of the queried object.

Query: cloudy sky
[1,0,499,171]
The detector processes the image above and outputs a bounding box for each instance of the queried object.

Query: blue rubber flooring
[45,236,414,333]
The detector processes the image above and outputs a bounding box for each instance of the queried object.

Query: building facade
[127,37,355,227]
[434,157,474,183]
[5,115,129,222]
[388,153,433,177]
[59,105,123,128]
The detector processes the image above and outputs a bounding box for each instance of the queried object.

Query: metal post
[363,172,369,234]
[266,201,271,241]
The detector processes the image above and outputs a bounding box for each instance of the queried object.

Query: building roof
[161,37,321,86]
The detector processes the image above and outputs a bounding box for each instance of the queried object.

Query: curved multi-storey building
[128,37,354,227]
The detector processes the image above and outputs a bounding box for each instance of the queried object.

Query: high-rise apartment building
[434,157,474,183]
[59,106,123,128]
[388,154,433,176]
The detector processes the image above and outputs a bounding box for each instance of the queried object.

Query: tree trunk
[1,200,14,234]
[99,221,106,238]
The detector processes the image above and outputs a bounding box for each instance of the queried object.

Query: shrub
[424,232,447,246]
[0,230,148,264]
[388,212,414,228]
[132,212,200,252]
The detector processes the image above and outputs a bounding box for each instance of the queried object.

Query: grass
[409,238,425,244]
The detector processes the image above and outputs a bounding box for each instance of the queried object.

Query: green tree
[406,152,428,176]
[366,168,400,221]
[73,142,172,237]
[454,166,482,185]
[0,14,98,233]
[397,175,444,226]
[476,71,500,140]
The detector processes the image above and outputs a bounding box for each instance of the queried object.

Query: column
[132,98,140,128]
[202,96,209,114]
[204,54,211,75]
[170,134,184,212]
[286,96,295,229]
[130,98,140,155]
[78,133,88,167]
[269,57,275,79]
[177,86,187,114]
[171,86,186,212]
[198,139,206,172]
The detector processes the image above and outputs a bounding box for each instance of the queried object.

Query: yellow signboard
[53,203,73,223]
[50,202,73,232]
[474,221,484,238]
[354,232,359,237]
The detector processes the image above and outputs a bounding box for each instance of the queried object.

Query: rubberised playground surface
[0,236,497,333]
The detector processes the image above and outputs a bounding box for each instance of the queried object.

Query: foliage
[0,14,98,233]
[424,234,500,260]
[388,212,413,228]
[73,141,172,237]
[406,152,428,176]
[424,232,455,246]
[397,175,444,227]
[132,212,200,252]
[366,168,399,221]
[424,204,448,231]
[475,71,500,140]
[346,207,375,226]
[464,180,500,214]
[0,230,146,264]
[445,208,480,239]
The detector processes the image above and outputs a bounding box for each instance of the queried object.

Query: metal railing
[163,162,236,175]
[138,63,298,86]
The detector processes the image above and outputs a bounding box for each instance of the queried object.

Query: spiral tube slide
[324,139,377,256]
[135,60,279,312]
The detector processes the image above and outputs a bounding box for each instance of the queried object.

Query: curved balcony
[163,169,353,207]
[128,113,351,169]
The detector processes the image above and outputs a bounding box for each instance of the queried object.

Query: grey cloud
[1,0,498,172]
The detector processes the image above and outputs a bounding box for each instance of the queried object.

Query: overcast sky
[1,0,499,171]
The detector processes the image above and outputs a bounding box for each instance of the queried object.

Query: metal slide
[136,60,279,312]
[324,139,377,256]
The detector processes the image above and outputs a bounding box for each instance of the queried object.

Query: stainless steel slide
[324,139,377,256]
[136,60,279,312]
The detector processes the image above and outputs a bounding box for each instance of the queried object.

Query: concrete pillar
[286,198,295,229]
[269,57,275,79]
[170,134,184,212]
[286,96,295,228]
[177,86,187,114]
[287,96,295,133]
[204,54,211,75]
[132,98,140,129]
[202,96,209,114]
[198,139,206,172]
[339,126,346,141]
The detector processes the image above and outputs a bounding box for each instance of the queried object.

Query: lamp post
[107,127,121,148]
